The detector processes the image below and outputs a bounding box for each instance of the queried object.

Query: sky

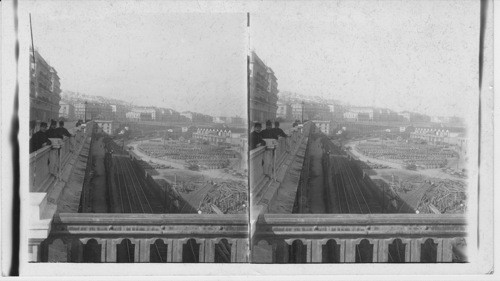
[30,10,247,117]
[28,1,480,119]
[251,0,480,117]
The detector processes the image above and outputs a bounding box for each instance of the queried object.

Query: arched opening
[420,239,437,263]
[214,239,232,263]
[288,240,307,263]
[388,239,405,263]
[83,239,101,263]
[68,239,83,262]
[182,239,200,263]
[116,239,135,263]
[150,239,168,263]
[252,240,272,263]
[355,239,373,263]
[322,239,340,263]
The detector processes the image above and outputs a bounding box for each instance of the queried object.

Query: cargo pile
[138,141,236,169]
[198,181,247,214]
[388,174,467,214]
[356,140,456,169]
[417,179,467,214]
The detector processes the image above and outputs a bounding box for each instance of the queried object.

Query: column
[377,239,390,263]
[344,239,356,262]
[441,238,454,262]
[409,239,421,262]
[97,239,107,262]
[198,239,206,262]
[105,239,117,262]
[339,239,346,263]
[435,238,444,262]
[171,239,184,262]
[204,239,215,263]
[139,239,150,262]
[166,239,174,263]
[305,239,312,263]
[230,239,237,263]
[371,239,379,262]
[310,240,323,263]
[235,238,248,263]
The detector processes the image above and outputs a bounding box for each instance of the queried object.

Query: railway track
[113,156,167,213]
[112,155,168,262]
[327,154,384,214]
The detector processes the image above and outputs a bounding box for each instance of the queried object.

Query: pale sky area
[251,0,480,117]
[31,11,247,117]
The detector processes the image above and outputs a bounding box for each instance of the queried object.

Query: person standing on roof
[29,122,52,153]
[55,120,73,139]
[271,121,287,140]
[260,120,274,139]
[249,122,266,150]
[46,120,59,138]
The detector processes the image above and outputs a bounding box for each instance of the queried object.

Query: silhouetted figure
[249,122,266,150]
[55,121,72,139]
[29,122,51,153]
[46,120,59,138]
[271,121,287,140]
[260,120,274,139]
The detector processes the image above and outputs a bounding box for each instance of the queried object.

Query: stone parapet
[252,213,466,263]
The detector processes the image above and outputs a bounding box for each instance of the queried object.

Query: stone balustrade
[29,122,95,260]
[252,213,467,263]
[33,213,249,263]
[29,123,93,193]
[250,123,312,198]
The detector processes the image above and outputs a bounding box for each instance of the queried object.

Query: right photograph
[249,1,477,263]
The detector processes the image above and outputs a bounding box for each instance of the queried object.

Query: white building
[126,111,141,121]
[132,107,157,120]
[313,120,333,135]
[95,120,116,135]
[58,101,75,120]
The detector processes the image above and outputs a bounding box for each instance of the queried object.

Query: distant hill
[61,90,132,106]
[279,91,343,105]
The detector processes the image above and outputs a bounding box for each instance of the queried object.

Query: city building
[327,103,345,120]
[410,127,467,146]
[350,107,374,121]
[109,104,128,121]
[291,101,330,122]
[226,116,245,125]
[312,120,333,135]
[158,108,182,122]
[95,120,116,135]
[125,111,141,121]
[74,102,101,121]
[131,107,158,121]
[213,116,226,124]
[97,104,113,120]
[212,116,245,125]
[30,49,61,122]
[431,116,463,125]
[277,101,292,121]
[192,128,232,144]
[249,51,278,123]
[58,101,75,120]
[374,108,400,122]
[343,111,358,121]
[398,111,431,123]
[180,111,213,123]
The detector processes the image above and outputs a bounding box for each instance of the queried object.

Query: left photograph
[27,10,248,263]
